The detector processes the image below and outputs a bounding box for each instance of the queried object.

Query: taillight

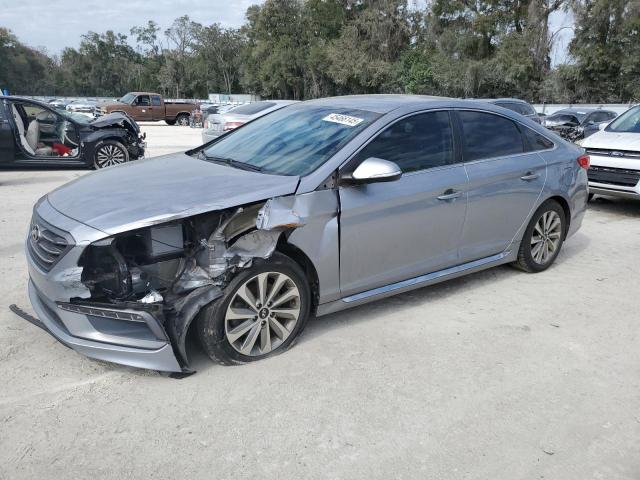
[577,154,590,170]
[223,121,244,131]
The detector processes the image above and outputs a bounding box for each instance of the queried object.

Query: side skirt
[316,250,517,317]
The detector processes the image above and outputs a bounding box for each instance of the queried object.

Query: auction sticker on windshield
[322,113,364,127]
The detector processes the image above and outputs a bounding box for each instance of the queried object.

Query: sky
[0,0,263,53]
[0,0,574,65]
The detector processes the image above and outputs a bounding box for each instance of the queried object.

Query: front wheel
[513,200,566,273]
[93,140,129,169]
[176,114,190,126]
[197,253,311,366]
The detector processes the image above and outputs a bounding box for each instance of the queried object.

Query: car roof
[0,95,52,107]
[476,98,532,105]
[303,94,450,114]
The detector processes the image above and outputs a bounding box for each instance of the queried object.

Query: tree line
[1,0,639,103]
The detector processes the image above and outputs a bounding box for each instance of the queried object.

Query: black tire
[197,252,311,366]
[93,140,129,169]
[165,119,176,126]
[588,193,594,202]
[176,113,190,126]
[513,199,566,273]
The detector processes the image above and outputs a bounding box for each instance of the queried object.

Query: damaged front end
[30,199,302,373]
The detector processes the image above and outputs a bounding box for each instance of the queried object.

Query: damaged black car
[543,108,618,142]
[0,96,145,168]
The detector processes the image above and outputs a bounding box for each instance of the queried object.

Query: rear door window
[588,111,610,123]
[353,111,454,173]
[151,95,162,106]
[458,111,524,161]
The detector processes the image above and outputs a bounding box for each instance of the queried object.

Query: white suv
[581,105,640,200]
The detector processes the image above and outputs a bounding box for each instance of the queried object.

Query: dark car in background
[0,96,145,168]
[543,108,618,141]
[479,98,541,123]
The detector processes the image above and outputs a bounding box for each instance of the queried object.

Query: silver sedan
[23,95,588,373]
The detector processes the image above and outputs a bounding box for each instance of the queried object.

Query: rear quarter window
[459,111,524,161]
[521,126,554,151]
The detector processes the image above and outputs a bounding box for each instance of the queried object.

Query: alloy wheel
[530,210,562,264]
[96,144,126,168]
[178,116,190,126]
[224,272,301,356]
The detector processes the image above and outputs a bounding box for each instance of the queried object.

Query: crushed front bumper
[27,281,181,372]
[24,198,183,373]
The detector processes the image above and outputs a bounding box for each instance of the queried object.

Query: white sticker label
[322,113,364,127]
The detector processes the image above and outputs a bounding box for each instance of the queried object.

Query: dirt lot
[1,123,639,480]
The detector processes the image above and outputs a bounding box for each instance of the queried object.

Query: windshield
[58,109,90,124]
[606,106,640,133]
[119,93,136,104]
[201,105,381,176]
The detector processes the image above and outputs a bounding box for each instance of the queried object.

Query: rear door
[339,110,469,296]
[0,102,15,163]
[455,110,547,262]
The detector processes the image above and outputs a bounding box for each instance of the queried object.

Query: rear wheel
[93,140,129,169]
[197,253,310,366]
[514,200,566,273]
[176,114,190,126]
[165,119,176,126]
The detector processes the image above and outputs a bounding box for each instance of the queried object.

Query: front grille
[587,166,640,187]
[27,214,73,272]
[586,148,640,160]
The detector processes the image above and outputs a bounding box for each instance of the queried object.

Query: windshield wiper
[201,153,265,172]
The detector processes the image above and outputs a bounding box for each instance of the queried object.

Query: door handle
[437,189,462,201]
[520,172,539,181]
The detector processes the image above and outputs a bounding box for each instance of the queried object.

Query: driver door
[132,95,153,121]
[338,110,469,297]
[0,102,15,163]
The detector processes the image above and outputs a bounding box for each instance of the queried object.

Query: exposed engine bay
[71,199,303,371]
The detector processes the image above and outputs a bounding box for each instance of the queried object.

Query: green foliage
[0,0,638,102]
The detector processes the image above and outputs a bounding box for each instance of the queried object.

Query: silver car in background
[23,95,588,374]
[202,100,299,143]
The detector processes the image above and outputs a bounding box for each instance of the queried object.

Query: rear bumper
[202,130,222,144]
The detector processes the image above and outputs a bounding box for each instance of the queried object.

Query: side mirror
[342,157,402,185]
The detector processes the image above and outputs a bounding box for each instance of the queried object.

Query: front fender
[82,128,133,162]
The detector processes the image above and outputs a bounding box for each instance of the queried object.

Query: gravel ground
[1,123,639,480]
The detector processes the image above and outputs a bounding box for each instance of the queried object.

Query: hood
[582,130,640,151]
[90,112,139,134]
[46,153,300,235]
